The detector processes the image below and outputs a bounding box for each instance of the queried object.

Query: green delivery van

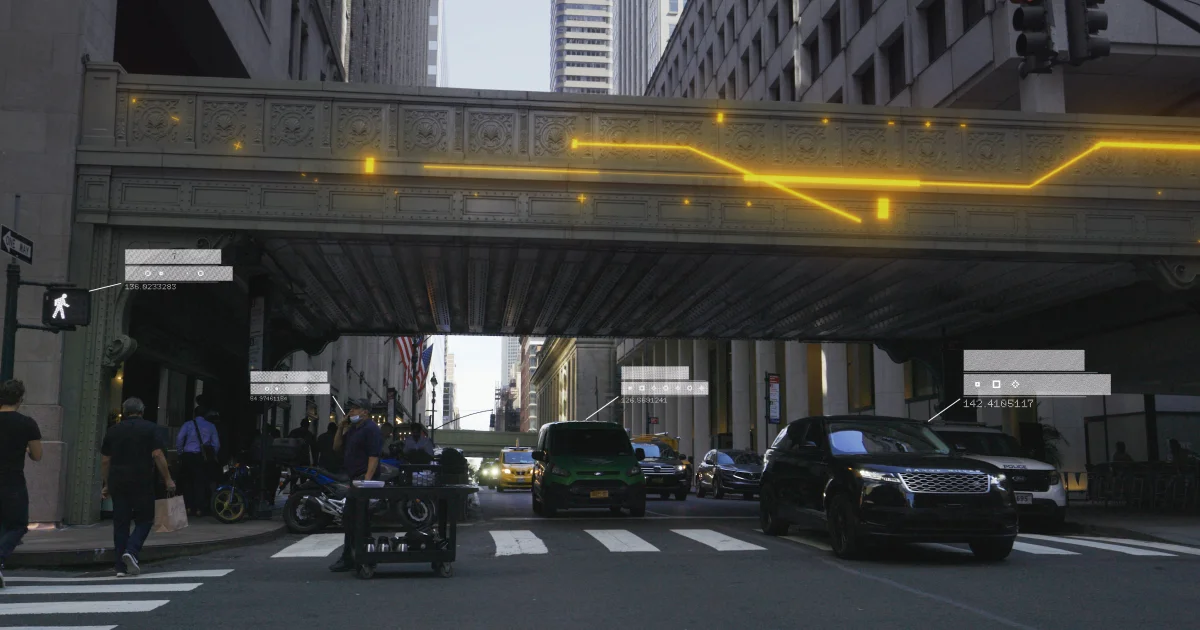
[531,421,647,517]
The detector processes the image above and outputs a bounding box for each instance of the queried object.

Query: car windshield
[828,421,951,456]
[503,451,534,464]
[937,431,1024,457]
[554,429,634,457]
[717,451,760,465]
[635,443,676,459]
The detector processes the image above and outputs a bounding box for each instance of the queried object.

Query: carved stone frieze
[468,111,516,156]
[269,103,317,148]
[102,334,138,370]
[782,122,834,166]
[404,109,450,153]
[905,128,950,171]
[1023,132,1067,173]
[597,116,647,160]
[724,122,767,163]
[964,130,1012,172]
[336,106,384,151]
[200,100,248,148]
[660,119,706,163]
[130,98,182,146]
[532,113,578,157]
[845,126,889,167]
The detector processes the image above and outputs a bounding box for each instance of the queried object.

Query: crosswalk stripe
[1012,541,1079,555]
[0,600,169,615]
[3,570,232,583]
[781,534,832,551]
[585,530,659,552]
[1070,536,1200,556]
[672,529,765,551]
[490,530,548,556]
[1019,534,1175,556]
[0,583,201,596]
[272,534,345,558]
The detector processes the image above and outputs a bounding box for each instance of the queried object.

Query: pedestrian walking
[316,421,342,472]
[0,380,42,588]
[328,399,382,573]
[287,419,317,492]
[176,409,220,517]
[101,397,176,577]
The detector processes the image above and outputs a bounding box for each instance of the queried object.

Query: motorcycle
[211,459,268,524]
[283,459,438,535]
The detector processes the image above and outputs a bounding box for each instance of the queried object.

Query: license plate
[1015,492,1033,505]
[590,490,609,499]
[649,477,663,484]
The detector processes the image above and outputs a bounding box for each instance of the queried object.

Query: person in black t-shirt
[316,422,342,472]
[101,397,176,577]
[0,380,41,588]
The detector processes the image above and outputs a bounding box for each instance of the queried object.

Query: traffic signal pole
[1141,0,1200,35]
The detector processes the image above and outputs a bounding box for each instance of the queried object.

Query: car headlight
[990,473,1008,490]
[856,469,901,484]
[1048,471,1061,485]
[503,468,512,474]
[550,465,570,477]
[627,465,642,476]
[677,465,686,472]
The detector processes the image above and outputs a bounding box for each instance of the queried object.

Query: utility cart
[345,466,476,580]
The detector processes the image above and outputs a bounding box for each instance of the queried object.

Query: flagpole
[410,336,419,425]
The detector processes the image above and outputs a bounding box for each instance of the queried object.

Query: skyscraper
[501,337,522,388]
[349,0,447,87]
[614,0,686,96]
[550,0,614,94]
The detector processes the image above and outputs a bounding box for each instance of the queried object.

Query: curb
[1059,520,1180,545]
[6,524,288,569]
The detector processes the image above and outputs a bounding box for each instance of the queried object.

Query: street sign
[1,226,33,264]
[650,416,659,425]
[766,373,781,424]
[42,288,90,327]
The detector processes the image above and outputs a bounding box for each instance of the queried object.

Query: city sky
[436,0,550,430]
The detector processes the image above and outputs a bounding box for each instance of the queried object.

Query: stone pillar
[693,340,711,460]
[873,346,906,418]
[785,341,808,424]
[731,340,752,450]
[755,340,777,452]
[822,343,849,416]
[665,339,679,438]
[677,340,694,459]
[1019,72,1065,113]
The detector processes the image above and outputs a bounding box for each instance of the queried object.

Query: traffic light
[1012,0,1057,77]
[1065,0,1110,64]
[42,288,91,328]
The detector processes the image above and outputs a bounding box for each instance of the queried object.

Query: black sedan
[758,415,1019,561]
[695,449,763,499]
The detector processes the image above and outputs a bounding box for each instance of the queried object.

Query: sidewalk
[1064,503,1200,547]
[8,515,286,569]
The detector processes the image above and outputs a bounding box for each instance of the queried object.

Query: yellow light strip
[364,157,375,174]
[423,165,602,175]
[575,140,863,223]
[746,174,922,188]
[877,198,890,220]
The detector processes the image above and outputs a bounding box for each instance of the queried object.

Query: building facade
[532,338,620,426]
[615,0,689,95]
[551,0,615,94]
[349,0,446,87]
[644,0,1199,115]
[501,336,521,388]
[519,337,545,431]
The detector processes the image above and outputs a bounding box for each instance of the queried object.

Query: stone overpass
[59,63,1200,522]
[431,429,537,459]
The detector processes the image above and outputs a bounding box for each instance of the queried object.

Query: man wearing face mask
[329,398,383,573]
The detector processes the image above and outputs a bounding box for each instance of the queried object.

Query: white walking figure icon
[52,293,69,319]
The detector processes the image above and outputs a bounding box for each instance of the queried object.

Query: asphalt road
[3,488,1198,630]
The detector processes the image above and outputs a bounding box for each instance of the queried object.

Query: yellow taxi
[497,446,536,491]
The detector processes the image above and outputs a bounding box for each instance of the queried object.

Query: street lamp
[429,374,438,427]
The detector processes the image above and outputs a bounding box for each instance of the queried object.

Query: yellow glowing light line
[423,165,602,175]
[575,140,862,222]
[877,198,890,220]
[754,140,1200,191]
[364,157,375,174]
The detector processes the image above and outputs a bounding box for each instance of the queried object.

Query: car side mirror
[636,448,646,461]
[954,444,968,453]
[531,450,545,462]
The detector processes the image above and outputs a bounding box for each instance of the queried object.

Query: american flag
[396,336,434,394]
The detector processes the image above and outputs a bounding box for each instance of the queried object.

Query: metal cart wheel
[433,562,453,578]
[356,564,376,580]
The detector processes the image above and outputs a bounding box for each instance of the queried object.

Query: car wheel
[675,489,687,501]
[713,476,725,500]
[542,494,558,518]
[828,494,865,559]
[760,486,790,536]
[696,480,707,499]
[532,490,543,515]
[969,537,1015,561]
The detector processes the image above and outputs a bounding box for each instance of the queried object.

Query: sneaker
[121,553,141,576]
[328,558,352,572]
[116,572,127,578]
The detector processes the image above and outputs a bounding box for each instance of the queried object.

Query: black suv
[636,441,689,501]
[759,415,1019,561]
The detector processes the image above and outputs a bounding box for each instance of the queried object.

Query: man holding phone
[328,398,382,573]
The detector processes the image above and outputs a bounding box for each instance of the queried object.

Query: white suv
[930,423,1067,526]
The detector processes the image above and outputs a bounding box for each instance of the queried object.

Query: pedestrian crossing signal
[42,288,91,328]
